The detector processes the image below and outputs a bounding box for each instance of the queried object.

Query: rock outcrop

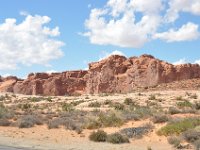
[1,54,200,95]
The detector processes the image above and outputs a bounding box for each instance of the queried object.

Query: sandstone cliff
[0,54,200,95]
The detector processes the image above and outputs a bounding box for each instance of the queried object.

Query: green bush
[168,107,181,115]
[194,102,200,110]
[28,97,41,102]
[157,118,200,136]
[133,106,153,118]
[149,95,156,100]
[0,96,6,101]
[70,100,84,106]
[113,103,125,111]
[0,104,8,118]
[103,100,112,105]
[177,100,193,108]
[98,113,123,127]
[46,97,53,102]
[106,133,129,144]
[88,101,101,107]
[124,98,133,105]
[89,130,107,142]
[86,112,123,129]
[62,103,74,112]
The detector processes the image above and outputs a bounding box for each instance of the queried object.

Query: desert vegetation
[0,90,199,149]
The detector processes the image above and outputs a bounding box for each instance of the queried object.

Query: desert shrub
[98,113,123,127]
[168,107,181,115]
[0,119,11,126]
[48,118,62,129]
[0,104,8,118]
[194,139,200,150]
[113,103,125,111]
[157,118,200,136]
[85,96,90,99]
[194,102,200,110]
[46,97,53,102]
[106,133,129,144]
[183,129,200,143]
[124,98,133,105]
[62,103,74,112]
[103,100,112,105]
[149,95,156,100]
[120,123,154,139]
[12,94,16,98]
[177,100,193,108]
[190,94,198,99]
[176,96,183,101]
[70,100,84,106]
[86,112,123,129]
[89,130,107,142]
[121,110,140,121]
[19,103,31,110]
[132,106,153,118]
[18,115,43,128]
[0,96,6,101]
[28,97,41,102]
[138,93,143,96]
[167,136,181,148]
[88,101,101,107]
[147,146,152,150]
[147,101,158,107]
[151,114,169,123]
[86,119,101,129]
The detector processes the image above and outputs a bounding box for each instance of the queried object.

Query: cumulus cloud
[173,58,187,65]
[165,0,200,23]
[83,0,200,47]
[99,50,126,61]
[0,14,64,71]
[84,0,162,48]
[154,22,200,42]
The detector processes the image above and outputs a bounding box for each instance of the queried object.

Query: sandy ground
[0,122,172,150]
[0,90,199,150]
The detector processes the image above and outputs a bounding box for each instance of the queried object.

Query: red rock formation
[0,54,200,95]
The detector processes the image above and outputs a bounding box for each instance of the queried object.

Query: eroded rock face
[1,54,200,95]
[0,76,20,93]
[12,71,88,96]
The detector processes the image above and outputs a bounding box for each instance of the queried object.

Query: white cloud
[153,22,199,42]
[46,70,58,74]
[84,0,162,48]
[173,58,187,65]
[194,60,200,65]
[84,0,200,47]
[165,0,200,22]
[20,11,29,16]
[0,14,64,71]
[99,50,126,61]
[2,74,11,78]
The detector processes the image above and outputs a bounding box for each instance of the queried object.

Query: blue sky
[0,0,200,78]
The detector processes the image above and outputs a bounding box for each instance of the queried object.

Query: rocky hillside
[1,54,200,96]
